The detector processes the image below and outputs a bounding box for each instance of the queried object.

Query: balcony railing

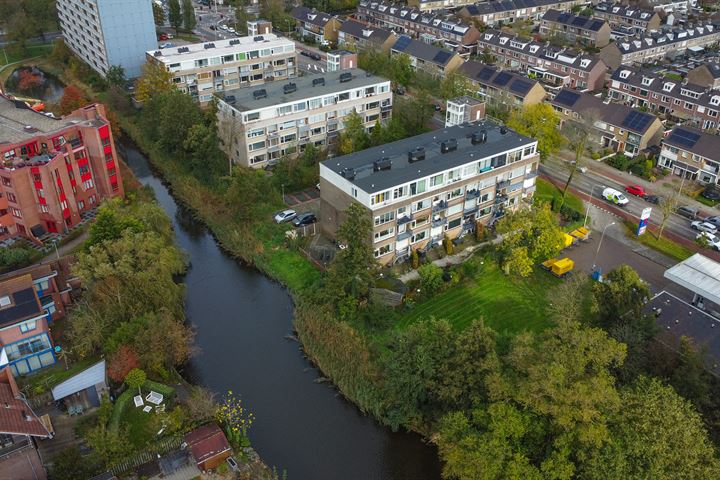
[432,200,448,213]
[397,214,413,225]
[525,170,539,180]
[495,194,508,204]
[466,190,480,200]
[496,179,511,190]
[432,217,446,228]
[397,231,412,241]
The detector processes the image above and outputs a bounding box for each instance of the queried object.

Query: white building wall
[98,0,157,78]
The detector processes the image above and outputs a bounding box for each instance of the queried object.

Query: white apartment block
[216,69,392,168]
[56,0,157,78]
[147,34,297,105]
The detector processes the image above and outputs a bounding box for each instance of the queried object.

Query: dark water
[4,66,65,103]
[121,140,441,480]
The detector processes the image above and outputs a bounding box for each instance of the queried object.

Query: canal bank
[120,139,441,479]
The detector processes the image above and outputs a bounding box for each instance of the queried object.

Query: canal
[121,140,441,480]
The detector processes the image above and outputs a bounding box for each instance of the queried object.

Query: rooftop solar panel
[433,50,452,65]
[478,66,496,81]
[510,79,532,94]
[554,89,580,107]
[621,110,652,132]
[668,128,701,148]
[571,16,588,27]
[393,35,412,52]
[590,20,605,31]
[493,71,513,87]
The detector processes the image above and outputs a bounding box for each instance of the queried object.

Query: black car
[310,53,322,61]
[300,50,310,57]
[292,213,317,227]
[644,194,663,204]
[702,186,720,201]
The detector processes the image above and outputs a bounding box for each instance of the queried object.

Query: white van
[602,187,629,206]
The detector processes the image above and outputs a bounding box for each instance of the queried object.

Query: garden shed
[51,360,107,408]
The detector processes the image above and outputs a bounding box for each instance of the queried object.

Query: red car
[625,184,646,197]
[158,33,168,41]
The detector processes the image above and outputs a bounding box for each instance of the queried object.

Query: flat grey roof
[321,120,536,193]
[664,253,720,305]
[221,69,390,112]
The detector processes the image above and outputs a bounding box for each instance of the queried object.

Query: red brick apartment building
[0,94,123,243]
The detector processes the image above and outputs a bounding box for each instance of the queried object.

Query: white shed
[52,360,107,407]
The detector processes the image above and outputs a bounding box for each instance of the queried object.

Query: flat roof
[321,120,536,193]
[147,34,293,64]
[664,253,720,305]
[221,68,390,112]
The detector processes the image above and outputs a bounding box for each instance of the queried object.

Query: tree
[50,446,101,480]
[418,264,443,294]
[152,2,165,25]
[125,368,146,395]
[495,203,565,276]
[391,53,414,86]
[58,85,87,116]
[107,345,140,383]
[85,202,144,250]
[16,68,43,93]
[369,119,384,147]
[105,65,126,88]
[558,113,596,210]
[338,110,369,154]
[182,0,196,31]
[168,0,182,33]
[157,90,203,154]
[134,62,176,104]
[657,195,677,240]
[591,264,650,329]
[546,273,589,323]
[581,377,720,480]
[186,385,217,425]
[440,72,472,100]
[507,103,564,159]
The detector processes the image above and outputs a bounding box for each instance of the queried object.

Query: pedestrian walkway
[399,236,503,282]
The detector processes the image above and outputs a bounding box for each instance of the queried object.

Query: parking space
[284,188,320,206]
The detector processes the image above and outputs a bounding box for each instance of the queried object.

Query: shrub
[560,205,582,222]
[444,234,454,255]
[418,264,444,294]
[411,248,419,269]
[607,153,630,171]
[475,222,486,241]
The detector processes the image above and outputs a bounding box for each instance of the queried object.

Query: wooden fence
[108,435,183,476]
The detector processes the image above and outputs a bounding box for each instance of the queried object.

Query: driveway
[284,188,320,206]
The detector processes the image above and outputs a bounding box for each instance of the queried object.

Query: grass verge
[0,44,53,67]
[623,220,693,261]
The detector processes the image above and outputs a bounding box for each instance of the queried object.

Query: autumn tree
[546,273,589,323]
[16,69,44,93]
[591,264,650,330]
[182,0,196,31]
[59,85,87,116]
[107,345,139,383]
[152,2,165,25]
[168,0,182,33]
[558,111,598,210]
[105,65,126,88]
[125,368,146,395]
[507,103,564,159]
[338,110,369,154]
[134,62,176,103]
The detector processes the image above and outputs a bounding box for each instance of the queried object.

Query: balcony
[381,104,392,113]
[397,231,412,241]
[69,138,83,150]
[432,217,446,228]
[397,214,413,225]
[525,170,539,180]
[432,200,448,213]
[495,194,508,204]
[496,179,511,190]
[466,190,480,200]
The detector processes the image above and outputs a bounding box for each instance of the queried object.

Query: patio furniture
[155,404,166,413]
[143,406,153,413]
[146,391,164,405]
[134,395,144,408]
[67,405,77,416]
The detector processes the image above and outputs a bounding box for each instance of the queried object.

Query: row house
[599,23,720,69]
[458,61,547,108]
[539,10,612,48]
[390,36,465,77]
[0,260,75,376]
[592,3,661,35]
[458,0,586,28]
[319,121,540,265]
[648,0,697,14]
[657,126,720,184]
[550,88,663,157]
[608,67,720,132]
[146,34,297,106]
[477,30,608,92]
[687,62,720,89]
[290,7,342,45]
[356,1,480,55]
[216,69,393,168]
[0,96,123,243]
[0,368,52,480]
[338,19,398,53]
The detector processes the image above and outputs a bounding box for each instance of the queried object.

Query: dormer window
[663,82,674,92]
[499,37,508,45]
[308,13,317,20]
[619,70,630,79]
[641,76,653,86]
[530,45,539,54]
[0,296,11,308]
[710,95,720,106]
[580,59,591,68]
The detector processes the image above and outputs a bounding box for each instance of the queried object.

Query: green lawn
[0,44,54,67]
[695,195,719,208]
[623,221,693,261]
[398,259,559,336]
[535,177,585,214]
[19,357,100,395]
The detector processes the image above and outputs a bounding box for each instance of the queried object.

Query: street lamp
[583,183,604,228]
[592,221,616,271]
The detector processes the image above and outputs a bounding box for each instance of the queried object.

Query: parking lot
[283,187,320,207]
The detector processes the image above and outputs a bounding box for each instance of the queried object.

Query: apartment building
[687,62,720,89]
[599,23,720,70]
[56,0,157,78]
[458,61,547,108]
[216,69,392,167]
[593,3,661,35]
[0,95,124,243]
[0,368,52,480]
[146,35,297,105]
[445,97,486,126]
[539,10,611,48]
[458,0,586,28]
[390,36,465,77]
[291,7,342,44]
[477,30,607,92]
[319,121,540,265]
[657,126,720,184]
[338,20,398,53]
[247,20,273,36]
[550,88,663,157]
[357,1,480,55]
[608,67,720,132]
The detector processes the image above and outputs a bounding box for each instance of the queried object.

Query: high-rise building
[56,0,157,78]
[0,94,124,242]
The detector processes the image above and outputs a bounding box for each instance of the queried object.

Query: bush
[0,246,35,271]
[607,153,631,171]
[444,234,454,255]
[418,264,444,294]
[411,248,419,269]
[560,205,582,222]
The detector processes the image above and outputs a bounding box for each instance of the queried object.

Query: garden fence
[108,435,183,476]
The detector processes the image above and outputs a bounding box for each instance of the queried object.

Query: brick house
[458,0,586,27]
[291,7,342,45]
[390,36,465,77]
[338,19,398,53]
[539,10,611,48]
[592,3,661,35]
[458,61,547,108]
[657,126,720,185]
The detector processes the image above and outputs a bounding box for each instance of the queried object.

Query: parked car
[292,212,317,227]
[159,43,174,49]
[209,24,216,30]
[274,209,297,224]
[158,33,168,40]
[395,85,406,96]
[702,185,720,201]
[226,457,240,472]
[704,216,720,228]
[602,187,629,206]
[696,232,720,251]
[433,104,442,112]
[644,194,663,204]
[300,50,309,57]
[625,184,646,197]
[677,205,699,219]
[691,220,718,234]
[310,53,322,61]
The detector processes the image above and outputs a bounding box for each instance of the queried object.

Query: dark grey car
[677,205,699,220]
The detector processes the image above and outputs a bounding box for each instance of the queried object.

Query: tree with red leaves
[58,85,87,116]
[107,345,139,383]
[16,69,44,94]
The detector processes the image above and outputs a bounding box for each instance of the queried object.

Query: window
[413,198,431,212]
[0,296,11,307]
[374,227,395,242]
[11,208,22,218]
[6,192,16,203]
[375,211,395,225]
[277,105,292,116]
[281,133,296,143]
[248,128,265,138]
[249,141,266,151]
[447,217,461,229]
[338,92,350,102]
[1,177,10,187]
[245,112,260,122]
[393,186,406,199]
[411,230,428,243]
[410,180,426,195]
[448,187,463,199]
[430,174,444,187]
[374,243,394,258]
[83,179,94,190]
[19,320,37,333]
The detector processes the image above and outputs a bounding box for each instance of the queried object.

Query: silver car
[691,220,718,234]
[274,209,297,224]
